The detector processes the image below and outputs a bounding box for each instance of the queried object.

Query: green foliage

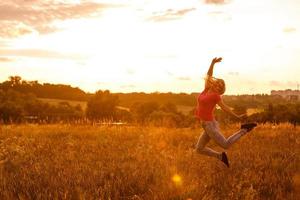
[148,111,182,127]
[0,76,87,101]
[86,90,119,121]
[117,92,196,107]
[130,101,194,127]
[130,101,159,123]
[1,76,300,126]
[115,109,132,122]
[0,89,84,123]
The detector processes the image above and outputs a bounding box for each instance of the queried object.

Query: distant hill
[1,76,292,110]
[2,76,300,125]
[0,76,89,101]
[116,92,197,107]
[0,76,198,106]
[38,98,87,110]
[38,98,131,113]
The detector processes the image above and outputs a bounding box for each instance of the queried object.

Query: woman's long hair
[205,76,226,95]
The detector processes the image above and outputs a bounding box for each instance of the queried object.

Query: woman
[195,57,257,167]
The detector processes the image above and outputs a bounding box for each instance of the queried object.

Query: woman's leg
[195,131,222,159]
[204,121,247,149]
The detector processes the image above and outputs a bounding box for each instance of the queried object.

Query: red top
[195,88,221,121]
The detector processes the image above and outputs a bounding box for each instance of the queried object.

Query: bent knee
[220,143,229,149]
[195,146,205,153]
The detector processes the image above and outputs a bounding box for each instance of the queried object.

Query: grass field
[38,98,88,110]
[0,124,299,199]
[38,98,130,113]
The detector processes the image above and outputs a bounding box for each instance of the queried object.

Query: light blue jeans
[195,120,247,159]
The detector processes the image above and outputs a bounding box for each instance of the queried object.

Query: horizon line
[2,75,298,96]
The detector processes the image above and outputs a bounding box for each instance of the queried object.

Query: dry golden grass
[0,124,299,200]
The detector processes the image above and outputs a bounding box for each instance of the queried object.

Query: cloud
[207,11,232,21]
[97,82,107,86]
[146,54,177,59]
[166,71,174,76]
[120,84,136,88]
[177,76,191,81]
[208,11,224,15]
[204,0,229,5]
[269,80,282,87]
[126,68,135,75]
[148,8,196,22]
[283,27,296,33]
[0,40,11,48]
[0,1,120,38]
[0,48,85,60]
[269,80,298,88]
[228,71,239,76]
[0,57,13,62]
[286,81,299,88]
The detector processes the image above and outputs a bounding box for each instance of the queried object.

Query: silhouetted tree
[115,109,132,122]
[160,102,177,113]
[148,111,183,127]
[86,90,119,121]
[0,76,88,101]
[130,101,159,123]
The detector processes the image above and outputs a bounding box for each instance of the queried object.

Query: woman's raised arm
[205,57,222,89]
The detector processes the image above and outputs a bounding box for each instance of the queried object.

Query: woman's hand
[212,57,222,64]
[206,57,223,85]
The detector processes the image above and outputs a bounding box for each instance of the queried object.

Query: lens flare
[172,174,182,185]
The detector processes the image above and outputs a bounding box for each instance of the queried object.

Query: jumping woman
[195,57,257,167]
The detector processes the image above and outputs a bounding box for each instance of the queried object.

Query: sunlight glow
[1,0,300,94]
[172,174,182,186]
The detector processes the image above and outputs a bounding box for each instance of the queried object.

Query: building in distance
[271,89,300,101]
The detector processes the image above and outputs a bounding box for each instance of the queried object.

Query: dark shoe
[221,152,229,167]
[241,123,257,132]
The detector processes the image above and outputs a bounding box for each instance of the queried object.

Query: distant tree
[9,76,22,86]
[0,76,88,101]
[115,109,132,122]
[86,90,119,121]
[130,101,159,123]
[0,88,85,123]
[229,104,247,122]
[232,104,247,115]
[148,110,183,127]
[0,89,25,123]
[0,101,23,123]
[266,103,274,123]
[160,102,177,113]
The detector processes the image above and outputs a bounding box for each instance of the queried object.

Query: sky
[0,0,299,94]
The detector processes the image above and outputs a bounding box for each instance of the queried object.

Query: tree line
[0,89,83,123]
[0,76,88,101]
[1,76,291,107]
[0,88,193,127]
[1,76,300,126]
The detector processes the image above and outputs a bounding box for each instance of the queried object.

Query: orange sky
[0,0,300,94]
